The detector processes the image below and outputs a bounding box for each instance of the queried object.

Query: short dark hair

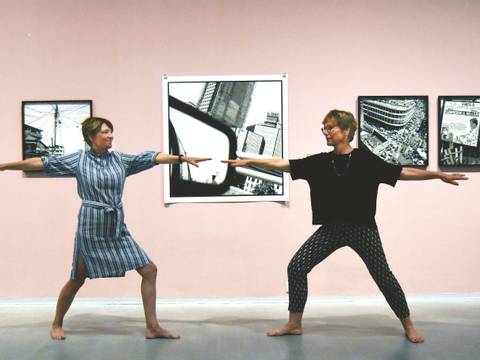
[81,117,113,146]
[470,118,478,126]
[323,109,357,142]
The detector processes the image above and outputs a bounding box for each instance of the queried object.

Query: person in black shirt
[223,109,467,343]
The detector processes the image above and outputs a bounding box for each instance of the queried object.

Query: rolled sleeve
[118,151,160,176]
[42,150,81,177]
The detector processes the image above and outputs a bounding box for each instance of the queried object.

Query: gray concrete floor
[0,296,479,360]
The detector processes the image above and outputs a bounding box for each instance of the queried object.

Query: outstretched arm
[400,167,467,186]
[0,158,44,171]
[222,158,290,173]
[155,153,211,168]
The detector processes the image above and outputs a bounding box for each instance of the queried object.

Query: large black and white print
[358,96,428,166]
[163,75,288,203]
[22,100,92,159]
[439,96,480,167]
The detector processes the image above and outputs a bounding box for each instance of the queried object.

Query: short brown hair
[81,117,113,146]
[323,109,357,142]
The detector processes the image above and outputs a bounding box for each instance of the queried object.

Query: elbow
[399,168,413,180]
[279,159,291,172]
[37,158,46,170]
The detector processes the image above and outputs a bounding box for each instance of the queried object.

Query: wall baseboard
[1,293,479,306]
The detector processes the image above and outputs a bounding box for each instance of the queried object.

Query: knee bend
[287,261,305,278]
[142,264,157,280]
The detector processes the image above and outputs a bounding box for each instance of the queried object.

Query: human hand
[439,172,468,185]
[183,157,211,168]
[221,159,250,167]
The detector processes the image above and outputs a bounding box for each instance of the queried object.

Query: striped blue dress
[42,149,159,280]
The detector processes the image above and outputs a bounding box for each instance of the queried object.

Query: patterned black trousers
[287,222,410,319]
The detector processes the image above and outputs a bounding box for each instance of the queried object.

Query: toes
[145,329,180,339]
[406,333,425,343]
[266,328,294,336]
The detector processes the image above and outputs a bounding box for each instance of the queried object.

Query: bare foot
[405,326,425,343]
[267,323,303,336]
[50,325,66,340]
[145,326,180,340]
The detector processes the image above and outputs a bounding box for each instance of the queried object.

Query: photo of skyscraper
[164,75,288,203]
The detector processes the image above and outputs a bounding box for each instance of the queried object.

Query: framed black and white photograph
[22,100,92,159]
[358,96,428,167]
[439,96,480,167]
[163,74,288,203]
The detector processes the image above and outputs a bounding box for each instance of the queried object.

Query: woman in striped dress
[0,117,209,340]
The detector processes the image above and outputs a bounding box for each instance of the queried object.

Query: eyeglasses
[321,126,339,134]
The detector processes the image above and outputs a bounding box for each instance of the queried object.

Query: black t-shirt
[289,148,402,227]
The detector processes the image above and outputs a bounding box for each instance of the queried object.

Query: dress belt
[81,200,123,239]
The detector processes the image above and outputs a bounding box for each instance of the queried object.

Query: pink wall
[1,0,479,298]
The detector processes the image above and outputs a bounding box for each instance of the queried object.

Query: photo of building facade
[358,96,428,166]
[164,76,288,202]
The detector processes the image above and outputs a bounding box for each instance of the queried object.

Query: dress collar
[88,149,110,158]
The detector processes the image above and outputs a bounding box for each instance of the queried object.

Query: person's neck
[333,143,353,155]
[91,146,108,155]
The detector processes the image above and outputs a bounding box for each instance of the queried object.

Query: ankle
[287,312,303,328]
[287,321,302,328]
[146,323,161,331]
[401,317,414,329]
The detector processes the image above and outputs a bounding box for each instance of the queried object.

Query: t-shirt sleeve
[368,152,403,186]
[118,151,160,176]
[289,155,320,180]
[41,150,81,177]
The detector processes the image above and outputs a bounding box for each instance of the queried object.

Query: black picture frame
[438,96,480,168]
[358,95,429,167]
[22,100,92,161]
